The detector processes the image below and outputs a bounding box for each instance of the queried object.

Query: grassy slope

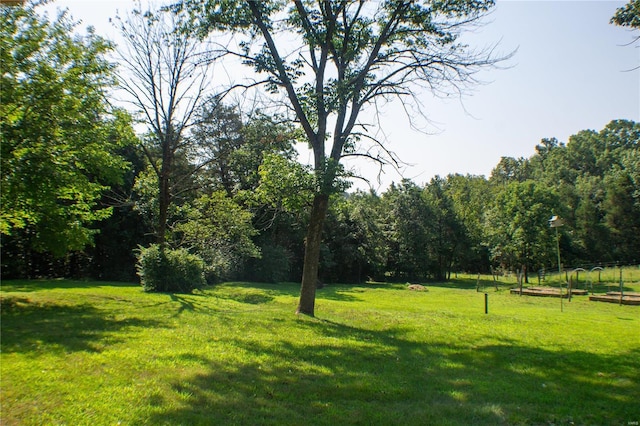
[1,278,639,425]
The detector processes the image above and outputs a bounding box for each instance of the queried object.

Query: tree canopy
[2,1,637,297]
[1,3,134,256]
[611,0,640,29]
[175,0,508,315]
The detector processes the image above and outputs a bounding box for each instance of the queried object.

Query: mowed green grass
[1,277,639,425]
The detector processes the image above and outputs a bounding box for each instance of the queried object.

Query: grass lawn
[1,277,639,425]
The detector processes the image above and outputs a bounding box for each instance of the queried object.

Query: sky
[41,0,640,192]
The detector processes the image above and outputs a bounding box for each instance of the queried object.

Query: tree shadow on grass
[205,282,365,305]
[169,293,200,315]
[139,318,640,425]
[217,291,276,305]
[210,284,278,305]
[316,285,368,303]
[0,296,165,354]
[0,279,137,292]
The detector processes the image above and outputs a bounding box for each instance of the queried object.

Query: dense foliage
[143,117,640,285]
[0,4,134,259]
[611,0,640,29]
[256,119,639,283]
[1,2,637,289]
[176,0,508,314]
[136,244,205,292]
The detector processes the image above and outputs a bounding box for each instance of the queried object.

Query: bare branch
[113,2,215,244]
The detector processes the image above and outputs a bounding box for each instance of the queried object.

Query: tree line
[2,2,638,308]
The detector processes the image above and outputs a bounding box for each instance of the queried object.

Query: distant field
[1,278,639,425]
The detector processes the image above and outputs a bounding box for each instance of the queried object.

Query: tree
[190,102,299,197]
[321,191,386,283]
[191,103,245,197]
[611,0,640,69]
[489,156,531,185]
[603,164,640,262]
[484,180,559,282]
[611,0,640,29]
[383,180,432,281]
[179,0,507,315]
[572,175,610,262]
[176,192,259,282]
[445,174,491,273]
[114,4,211,246]
[423,176,465,280]
[1,3,134,258]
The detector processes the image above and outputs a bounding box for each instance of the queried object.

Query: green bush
[136,244,205,293]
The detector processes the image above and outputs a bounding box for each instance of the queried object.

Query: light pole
[549,215,564,311]
[549,215,563,275]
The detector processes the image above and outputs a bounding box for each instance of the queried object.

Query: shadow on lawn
[0,279,137,292]
[141,318,640,425]
[0,296,164,354]
[211,282,365,304]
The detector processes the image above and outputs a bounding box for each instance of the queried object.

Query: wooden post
[619,267,623,306]
[568,275,573,302]
[518,270,523,296]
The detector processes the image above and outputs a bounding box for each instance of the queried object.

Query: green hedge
[136,244,205,293]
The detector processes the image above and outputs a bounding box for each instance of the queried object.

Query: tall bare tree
[114,4,210,245]
[176,0,509,315]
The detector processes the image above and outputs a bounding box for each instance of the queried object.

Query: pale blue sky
[361,0,640,190]
[44,0,639,191]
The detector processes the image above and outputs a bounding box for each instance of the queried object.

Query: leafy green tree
[1,3,134,257]
[248,153,316,282]
[190,102,299,197]
[611,0,640,29]
[189,103,245,197]
[321,191,386,283]
[423,177,466,280]
[525,120,639,267]
[445,174,491,273]
[343,191,387,282]
[189,106,303,283]
[603,166,640,262]
[484,180,559,282]
[382,180,433,281]
[176,192,259,282]
[570,175,609,263]
[254,153,316,212]
[489,156,531,185]
[178,0,506,315]
[598,119,640,168]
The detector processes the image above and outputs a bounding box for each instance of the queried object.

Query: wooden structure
[589,292,640,306]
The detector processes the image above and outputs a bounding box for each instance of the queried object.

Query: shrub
[136,244,205,293]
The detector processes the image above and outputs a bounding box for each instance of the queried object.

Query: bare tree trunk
[157,143,172,246]
[115,7,209,249]
[157,173,169,245]
[297,193,329,316]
